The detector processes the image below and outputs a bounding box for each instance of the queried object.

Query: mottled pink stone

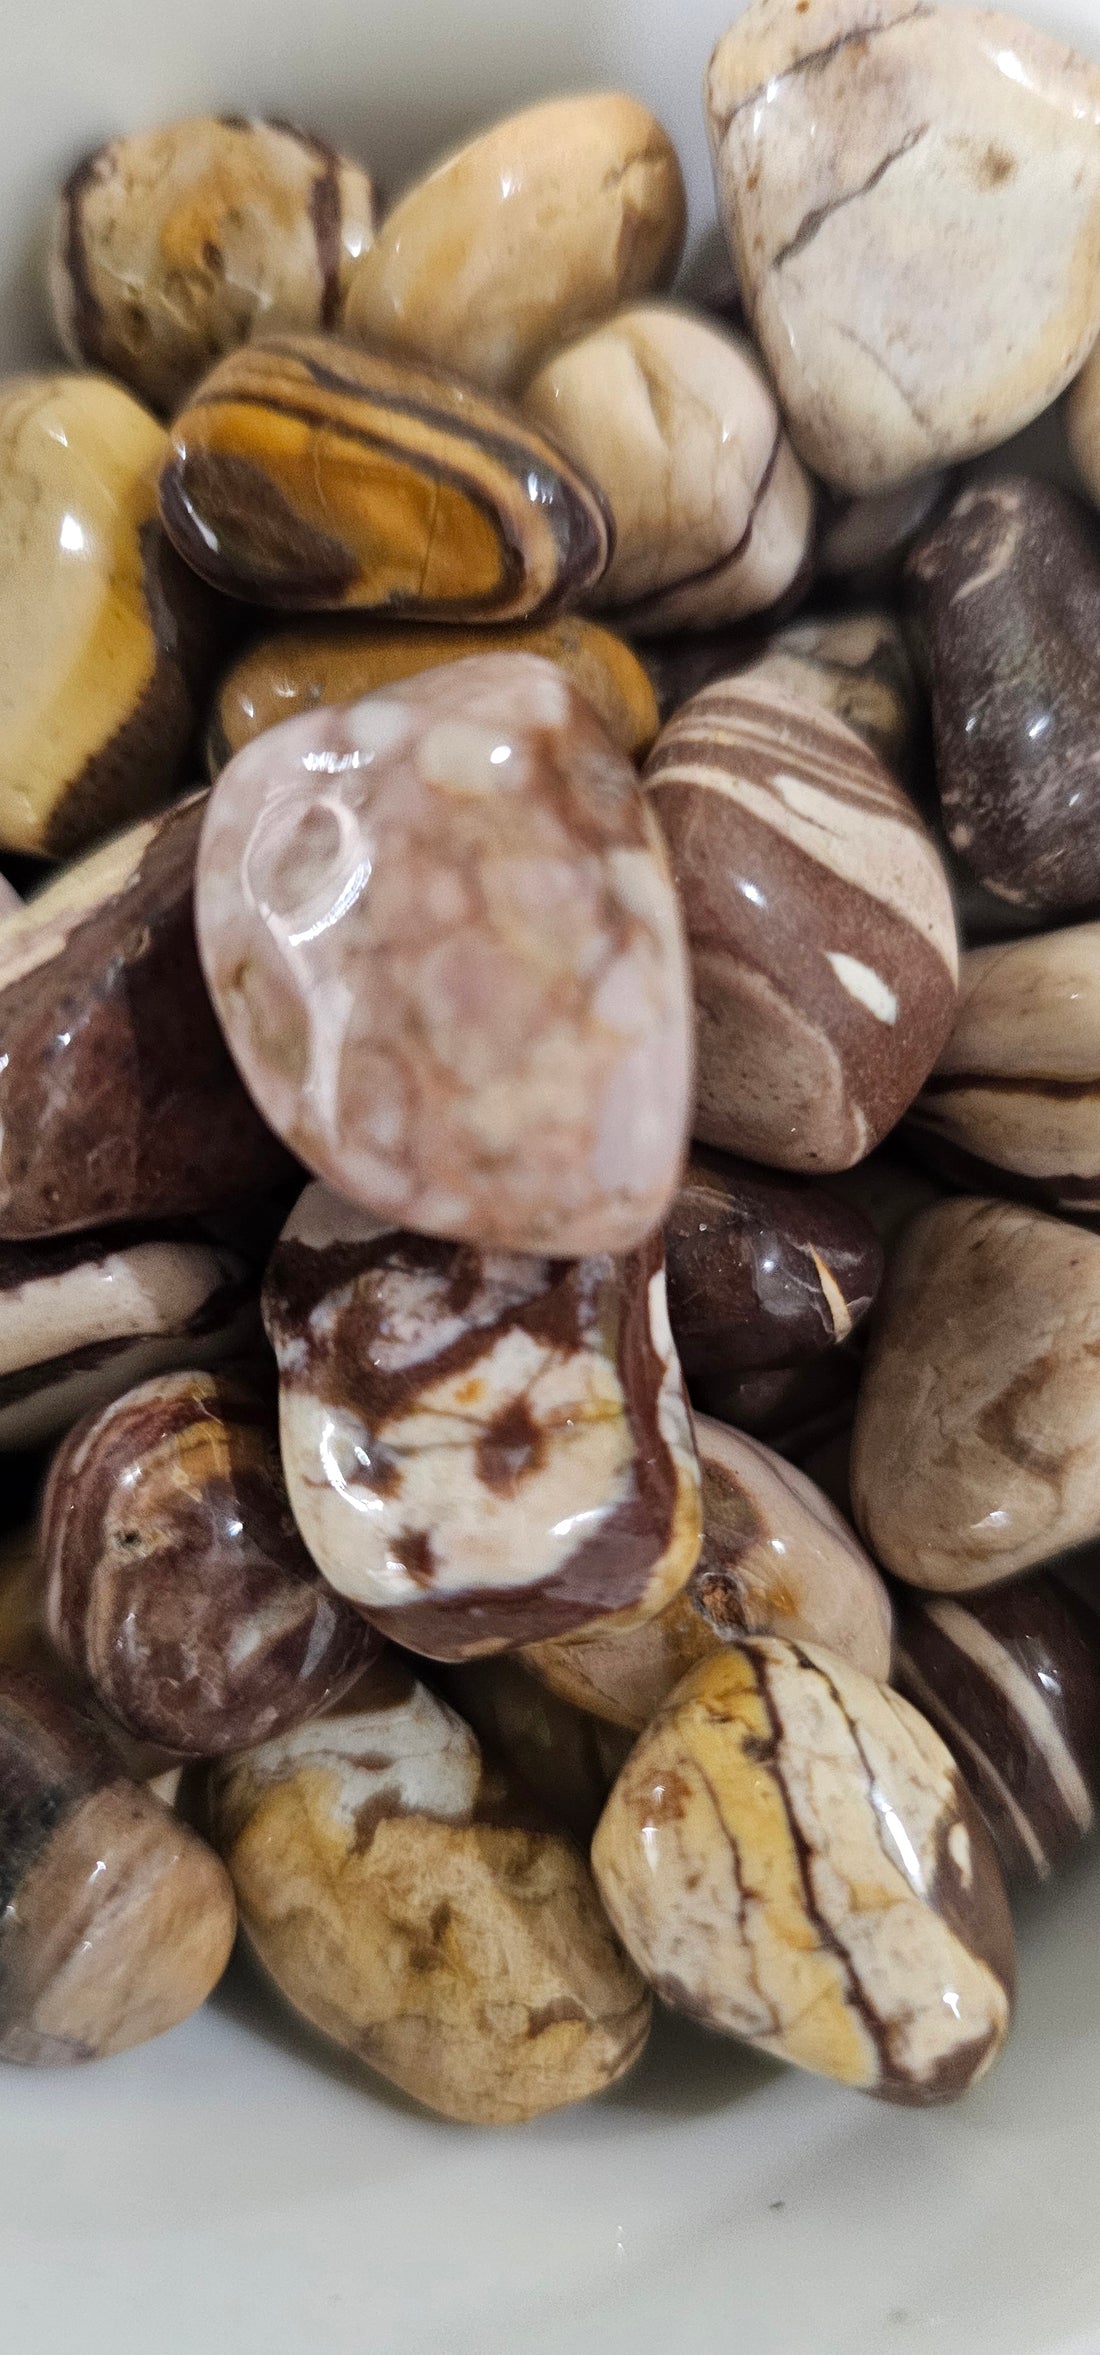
[196,653,694,1255]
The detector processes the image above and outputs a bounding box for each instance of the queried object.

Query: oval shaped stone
[0,1668,236,2063]
[50,116,378,415]
[644,677,958,1170]
[343,93,685,392]
[207,614,659,773]
[262,1182,701,1659]
[523,305,813,631]
[896,1577,1100,1883]
[439,1655,633,1846]
[198,655,693,1254]
[524,1414,892,1729]
[851,1197,1100,1591]
[210,1655,651,2123]
[592,1636,1014,2101]
[707,0,1100,492]
[0,795,291,1239]
[160,334,610,618]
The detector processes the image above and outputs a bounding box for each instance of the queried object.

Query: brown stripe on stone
[617,424,784,625]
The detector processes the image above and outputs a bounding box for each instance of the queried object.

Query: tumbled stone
[734,610,921,773]
[207,614,659,773]
[439,1656,633,1846]
[198,655,692,1254]
[160,334,610,618]
[523,304,813,631]
[263,1181,701,1659]
[818,473,952,588]
[343,94,685,392]
[644,676,958,1170]
[0,1669,235,2063]
[0,374,216,857]
[210,1655,651,2123]
[593,1637,1014,2100]
[524,1413,891,1729]
[851,1198,1100,1590]
[896,1576,1100,1883]
[706,0,1100,492]
[0,794,291,1239]
[50,116,378,414]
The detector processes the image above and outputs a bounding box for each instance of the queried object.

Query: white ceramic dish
[6,1,1100,2349]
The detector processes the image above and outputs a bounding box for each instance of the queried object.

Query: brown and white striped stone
[644,677,958,1170]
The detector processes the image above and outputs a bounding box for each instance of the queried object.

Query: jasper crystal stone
[664,1147,883,1415]
[207,614,659,773]
[343,93,685,393]
[0,1669,235,2063]
[439,1655,633,1846]
[263,1182,701,1660]
[0,373,217,858]
[198,656,693,1255]
[592,1638,1015,2102]
[908,478,1100,912]
[524,1413,892,1731]
[160,334,610,620]
[706,0,1100,493]
[644,677,958,1171]
[210,1656,651,2124]
[523,305,813,632]
[41,1370,374,1755]
[851,1198,1100,1592]
[0,795,291,1239]
[896,1578,1100,1884]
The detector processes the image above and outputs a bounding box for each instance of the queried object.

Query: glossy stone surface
[524,1413,891,1730]
[851,1198,1100,1591]
[896,1577,1100,1883]
[592,1637,1015,2101]
[207,614,659,773]
[210,1656,651,2124]
[198,656,693,1254]
[909,924,1100,1216]
[644,677,958,1170]
[263,1182,701,1659]
[0,795,291,1239]
[160,334,610,619]
[523,305,813,632]
[908,478,1100,911]
[0,373,216,857]
[41,1370,374,1755]
[343,94,685,392]
[50,115,378,414]
[439,1656,633,1846]
[706,0,1100,492]
[734,610,921,773]
[0,1669,235,2063]
[664,1146,883,1414]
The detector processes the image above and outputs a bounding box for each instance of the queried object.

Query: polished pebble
[197,655,693,1255]
[734,610,921,773]
[908,477,1100,912]
[664,1146,883,1415]
[818,473,951,589]
[0,794,291,1239]
[592,1637,1014,2100]
[343,93,685,392]
[0,1668,235,2063]
[0,374,216,857]
[706,0,1100,492]
[851,1197,1100,1591]
[523,304,813,631]
[50,115,378,413]
[263,1181,701,1658]
[160,333,610,619]
[210,1656,651,2123]
[439,1656,633,1845]
[524,1413,891,1729]
[896,1577,1100,1883]
[644,677,958,1170]
[207,614,659,773]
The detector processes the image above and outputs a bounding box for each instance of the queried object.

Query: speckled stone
[210,1655,651,2124]
[439,1656,633,1846]
[197,656,693,1255]
[592,1637,1014,2101]
[262,1182,701,1660]
[707,0,1100,492]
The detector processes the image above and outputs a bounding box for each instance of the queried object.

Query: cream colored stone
[736,610,919,770]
